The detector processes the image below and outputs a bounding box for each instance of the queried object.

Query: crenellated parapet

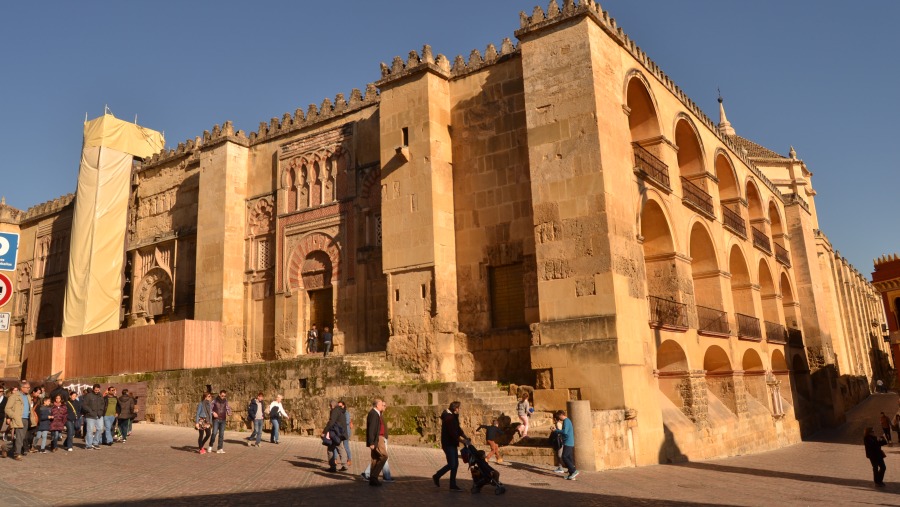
[248,84,379,145]
[377,45,452,86]
[19,193,75,224]
[0,197,23,225]
[875,253,900,267]
[516,0,784,201]
[449,38,519,79]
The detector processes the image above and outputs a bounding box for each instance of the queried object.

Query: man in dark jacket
[117,389,136,442]
[864,426,888,486]
[366,398,388,486]
[81,384,105,450]
[322,400,347,472]
[246,393,265,447]
[210,390,231,453]
[432,401,468,491]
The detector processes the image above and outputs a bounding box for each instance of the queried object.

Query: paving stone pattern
[1,394,898,506]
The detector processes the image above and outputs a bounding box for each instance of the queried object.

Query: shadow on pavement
[66,482,729,507]
[675,461,890,492]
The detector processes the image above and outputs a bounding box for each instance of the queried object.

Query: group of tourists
[867,406,900,487]
[193,389,291,454]
[0,381,137,460]
[306,324,334,357]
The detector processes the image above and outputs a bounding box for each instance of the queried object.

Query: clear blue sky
[1,1,896,277]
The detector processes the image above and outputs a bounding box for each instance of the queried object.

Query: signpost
[0,312,9,332]
[0,273,11,308]
[0,232,19,271]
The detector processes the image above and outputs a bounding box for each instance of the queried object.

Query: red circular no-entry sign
[0,273,11,308]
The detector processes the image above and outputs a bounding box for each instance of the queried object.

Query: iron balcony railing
[633,143,671,190]
[736,313,762,340]
[697,305,730,335]
[752,226,772,254]
[765,321,787,343]
[680,177,715,217]
[722,206,747,238]
[774,243,791,267]
[787,327,803,347]
[648,296,688,329]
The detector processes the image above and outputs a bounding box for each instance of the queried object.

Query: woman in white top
[267,395,290,444]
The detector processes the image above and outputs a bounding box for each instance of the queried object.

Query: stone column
[732,371,748,417]
[567,400,596,472]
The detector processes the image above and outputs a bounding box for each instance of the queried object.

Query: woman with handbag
[864,426,888,487]
[195,392,213,454]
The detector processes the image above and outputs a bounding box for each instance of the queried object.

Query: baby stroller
[461,443,506,495]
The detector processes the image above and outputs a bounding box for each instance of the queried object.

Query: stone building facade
[0,1,892,467]
[872,254,900,388]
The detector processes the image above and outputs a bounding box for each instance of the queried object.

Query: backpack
[269,406,280,421]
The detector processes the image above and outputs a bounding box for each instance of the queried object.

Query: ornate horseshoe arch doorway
[285,232,342,354]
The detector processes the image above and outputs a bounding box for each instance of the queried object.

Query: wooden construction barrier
[23,320,223,380]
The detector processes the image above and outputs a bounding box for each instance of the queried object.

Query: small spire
[789,145,797,159]
[717,90,735,136]
[0,196,5,206]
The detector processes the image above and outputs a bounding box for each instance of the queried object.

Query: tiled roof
[727,135,787,160]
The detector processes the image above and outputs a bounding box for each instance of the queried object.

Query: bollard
[567,399,597,472]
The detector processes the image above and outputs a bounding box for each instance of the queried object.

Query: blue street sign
[0,232,19,271]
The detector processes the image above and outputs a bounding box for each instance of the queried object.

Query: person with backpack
[65,391,81,451]
[117,389,137,442]
[322,400,347,472]
[246,392,265,447]
[267,394,289,444]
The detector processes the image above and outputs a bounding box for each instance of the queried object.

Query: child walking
[35,397,52,453]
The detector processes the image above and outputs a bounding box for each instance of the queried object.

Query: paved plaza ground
[1,394,898,506]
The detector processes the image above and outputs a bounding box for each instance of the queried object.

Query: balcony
[736,313,762,341]
[633,143,671,191]
[787,327,803,347]
[681,177,715,219]
[774,243,791,267]
[722,206,747,239]
[765,321,787,343]
[697,305,730,336]
[752,226,772,255]
[648,296,688,330]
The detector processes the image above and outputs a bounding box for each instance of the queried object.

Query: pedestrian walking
[195,392,213,454]
[247,392,265,447]
[65,391,80,451]
[102,387,119,445]
[307,324,319,354]
[322,400,347,472]
[4,382,33,460]
[516,392,531,439]
[880,412,893,446]
[117,389,137,442]
[864,426,888,487]
[477,418,504,464]
[49,395,67,452]
[551,412,565,473]
[267,395,289,444]
[81,384,105,450]
[210,390,232,453]
[553,410,579,480]
[322,326,334,357]
[432,401,469,491]
[35,397,52,453]
[338,400,353,465]
[365,398,389,486]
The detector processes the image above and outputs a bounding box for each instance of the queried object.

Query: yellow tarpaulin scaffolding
[62,114,164,337]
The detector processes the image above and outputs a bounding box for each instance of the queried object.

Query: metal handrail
[681,177,714,216]
[774,243,791,267]
[722,206,747,238]
[648,295,687,329]
[736,313,762,340]
[697,305,730,335]
[633,144,671,189]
